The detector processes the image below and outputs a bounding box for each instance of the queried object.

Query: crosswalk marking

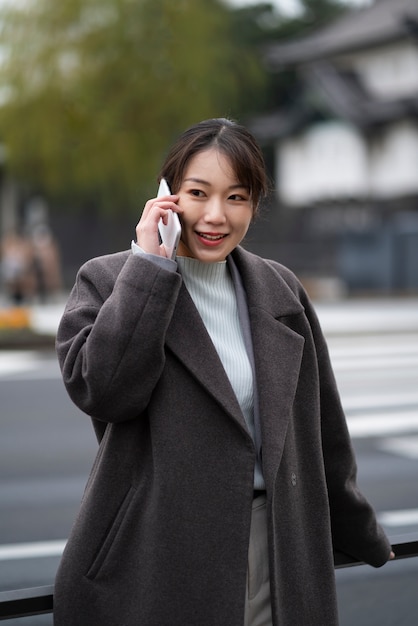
[342,391,418,412]
[1,333,417,447]
[0,351,40,375]
[378,436,418,459]
[0,539,66,561]
[1,504,418,562]
[346,410,418,438]
[378,509,418,527]
[332,355,418,371]
[326,332,418,450]
[0,351,60,380]
[327,333,418,356]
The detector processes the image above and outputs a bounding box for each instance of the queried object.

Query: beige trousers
[244,494,273,626]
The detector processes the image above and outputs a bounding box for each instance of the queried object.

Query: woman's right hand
[135,192,181,258]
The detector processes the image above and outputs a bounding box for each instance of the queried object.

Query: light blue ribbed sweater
[177,256,264,489]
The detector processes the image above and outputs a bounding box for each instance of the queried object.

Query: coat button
[291,472,297,486]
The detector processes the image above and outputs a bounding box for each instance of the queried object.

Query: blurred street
[0,296,417,625]
[1,0,417,622]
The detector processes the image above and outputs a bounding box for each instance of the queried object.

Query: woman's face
[176,148,253,262]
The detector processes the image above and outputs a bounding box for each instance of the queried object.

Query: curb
[0,328,55,350]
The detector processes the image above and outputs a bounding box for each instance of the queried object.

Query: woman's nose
[204,198,226,223]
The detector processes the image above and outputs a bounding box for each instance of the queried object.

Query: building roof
[303,60,418,126]
[248,108,311,143]
[265,0,418,68]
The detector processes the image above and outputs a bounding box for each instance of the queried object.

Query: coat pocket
[85,484,136,580]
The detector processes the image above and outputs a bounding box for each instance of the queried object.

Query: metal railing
[0,584,53,620]
[0,535,417,620]
[334,533,418,568]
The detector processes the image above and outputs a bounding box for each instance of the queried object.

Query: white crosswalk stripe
[0,539,66,561]
[378,436,418,459]
[0,350,61,380]
[1,330,417,447]
[326,332,418,457]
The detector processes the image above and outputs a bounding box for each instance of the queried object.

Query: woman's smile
[196,231,228,245]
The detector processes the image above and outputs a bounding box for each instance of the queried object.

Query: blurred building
[251,0,418,294]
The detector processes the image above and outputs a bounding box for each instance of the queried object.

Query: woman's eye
[190,189,204,197]
[229,194,246,201]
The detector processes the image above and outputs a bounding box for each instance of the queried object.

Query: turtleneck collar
[177,256,228,283]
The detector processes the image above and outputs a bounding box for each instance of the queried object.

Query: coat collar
[230,246,305,319]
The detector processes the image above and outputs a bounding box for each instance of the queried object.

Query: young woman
[54,118,393,626]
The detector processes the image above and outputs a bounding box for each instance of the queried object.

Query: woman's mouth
[197,232,227,241]
[196,232,228,247]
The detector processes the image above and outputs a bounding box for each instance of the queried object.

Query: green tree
[0,0,265,213]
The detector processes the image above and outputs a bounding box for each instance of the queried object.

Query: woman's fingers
[135,195,180,257]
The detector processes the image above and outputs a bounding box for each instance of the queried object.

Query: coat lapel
[165,283,251,440]
[165,247,307,489]
[232,248,306,489]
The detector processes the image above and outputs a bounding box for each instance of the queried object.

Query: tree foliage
[0,0,265,213]
[0,0,350,215]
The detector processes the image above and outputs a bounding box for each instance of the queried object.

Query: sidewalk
[29,299,67,337]
[0,296,67,349]
[314,297,418,335]
[25,295,418,336]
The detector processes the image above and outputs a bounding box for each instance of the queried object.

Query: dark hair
[159,118,268,214]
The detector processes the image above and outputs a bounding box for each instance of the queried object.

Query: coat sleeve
[271,262,392,568]
[56,252,182,423]
[297,287,392,567]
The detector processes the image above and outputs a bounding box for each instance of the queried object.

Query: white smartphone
[157,178,181,260]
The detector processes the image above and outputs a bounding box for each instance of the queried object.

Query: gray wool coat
[54,246,391,626]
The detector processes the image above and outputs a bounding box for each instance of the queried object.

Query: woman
[54,118,392,626]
